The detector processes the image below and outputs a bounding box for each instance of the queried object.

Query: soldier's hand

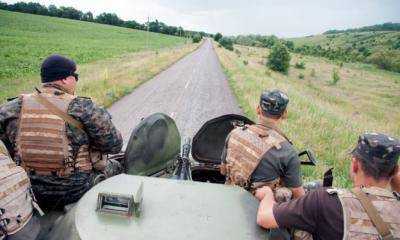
[255,186,273,201]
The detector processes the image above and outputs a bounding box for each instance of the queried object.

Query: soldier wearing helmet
[256,132,400,240]
[0,54,123,209]
[220,89,305,199]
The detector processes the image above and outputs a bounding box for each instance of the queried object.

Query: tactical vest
[338,187,400,240]
[0,149,34,238]
[293,187,400,240]
[15,88,93,177]
[223,124,287,190]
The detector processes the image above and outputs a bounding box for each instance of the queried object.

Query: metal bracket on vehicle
[298,150,318,166]
[96,182,143,218]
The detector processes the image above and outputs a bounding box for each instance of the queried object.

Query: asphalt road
[108,39,242,147]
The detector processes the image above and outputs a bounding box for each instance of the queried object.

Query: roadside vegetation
[214,43,400,187]
[230,23,400,73]
[0,10,198,105]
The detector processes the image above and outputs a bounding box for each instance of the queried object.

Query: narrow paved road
[109,39,242,147]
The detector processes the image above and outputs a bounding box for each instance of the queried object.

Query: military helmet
[259,89,289,118]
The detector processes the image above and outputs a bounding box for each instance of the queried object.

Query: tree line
[324,22,400,35]
[0,1,210,38]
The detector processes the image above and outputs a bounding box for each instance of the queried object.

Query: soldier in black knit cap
[0,54,123,210]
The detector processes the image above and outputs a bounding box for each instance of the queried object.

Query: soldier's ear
[351,157,359,174]
[256,106,261,115]
[389,165,399,178]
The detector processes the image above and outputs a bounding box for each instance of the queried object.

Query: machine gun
[171,138,192,180]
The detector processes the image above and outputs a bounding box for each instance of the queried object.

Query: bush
[366,50,400,72]
[192,34,202,43]
[234,49,241,56]
[266,42,291,73]
[219,37,234,51]
[330,69,340,85]
[310,68,316,77]
[298,73,305,79]
[243,60,248,65]
[214,32,223,42]
[294,61,306,69]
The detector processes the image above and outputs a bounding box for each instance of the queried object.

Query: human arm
[291,186,306,199]
[255,186,279,229]
[68,97,123,154]
[0,98,21,155]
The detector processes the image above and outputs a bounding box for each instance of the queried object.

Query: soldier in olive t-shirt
[221,90,304,198]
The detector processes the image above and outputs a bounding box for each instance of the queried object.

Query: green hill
[0,9,186,83]
[289,31,400,72]
[290,31,400,51]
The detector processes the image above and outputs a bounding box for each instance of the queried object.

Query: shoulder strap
[33,93,84,131]
[351,187,394,240]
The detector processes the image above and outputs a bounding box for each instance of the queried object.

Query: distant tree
[267,42,291,73]
[0,1,8,10]
[192,34,202,43]
[148,20,161,33]
[81,11,93,22]
[214,32,223,42]
[96,12,124,26]
[48,4,60,17]
[59,6,82,20]
[123,20,141,29]
[219,37,234,51]
[261,35,279,48]
[283,40,294,50]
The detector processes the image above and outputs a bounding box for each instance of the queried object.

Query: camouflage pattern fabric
[335,187,400,240]
[223,124,287,191]
[259,89,289,117]
[0,140,39,240]
[0,85,123,207]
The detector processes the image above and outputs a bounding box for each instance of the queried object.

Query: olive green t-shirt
[251,141,302,188]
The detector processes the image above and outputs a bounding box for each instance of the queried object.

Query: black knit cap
[352,132,400,165]
[259,89,289,118]
[40,54,76,83]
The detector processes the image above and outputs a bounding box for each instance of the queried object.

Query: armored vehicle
[39,113,323,240]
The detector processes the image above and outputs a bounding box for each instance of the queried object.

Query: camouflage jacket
[0,85,123,161]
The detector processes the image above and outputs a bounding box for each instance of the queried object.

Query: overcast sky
[6,0,400,37]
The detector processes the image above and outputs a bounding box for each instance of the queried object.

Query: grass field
[215,43,400,187]
[0,10,191,103]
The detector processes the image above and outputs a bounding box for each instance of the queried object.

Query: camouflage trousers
[31,159,123,210]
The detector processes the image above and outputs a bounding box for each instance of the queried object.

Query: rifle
[170,138,192,180]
